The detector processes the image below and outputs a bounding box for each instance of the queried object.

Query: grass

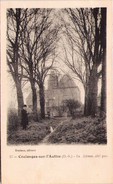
[7,118,63,145]
[47,117,107,144]
[7,116,107,145]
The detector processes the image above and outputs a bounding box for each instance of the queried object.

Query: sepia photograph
[7,8,107,145]
[1,1,113,184]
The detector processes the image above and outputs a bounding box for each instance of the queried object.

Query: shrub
[64,99,81,118]
[7,108,19,132]
[28,112,39,122]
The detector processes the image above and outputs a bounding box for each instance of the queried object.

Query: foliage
[51,106,65,117]
[47,117,107,144]
[28,112,39,122]
[7,118,62,145]
[7,108,19,132]
[8,122,50,145]
[7,115,107,145]
[64,99,81,118]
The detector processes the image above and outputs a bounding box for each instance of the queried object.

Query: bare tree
[20,9,60,119]
[7,9,26,118]
[62,8,106,116]
[34,10,60,119]
[20,9,42,118]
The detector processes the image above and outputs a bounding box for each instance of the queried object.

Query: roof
[59,74,77,89]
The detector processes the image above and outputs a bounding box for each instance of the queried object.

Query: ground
[8,116,107,145]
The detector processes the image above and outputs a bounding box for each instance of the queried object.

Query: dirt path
[41,117,72,144]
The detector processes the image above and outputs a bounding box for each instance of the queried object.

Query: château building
[26,71,81,116]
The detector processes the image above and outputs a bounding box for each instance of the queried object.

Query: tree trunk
[100,8,106,113]
[101,51,106,113]
[30,80,38,121]
[84,64,98,117]
[30,81,37,112]
[39,83,45,119]
[15,79,24,121]
[84,84,89,115]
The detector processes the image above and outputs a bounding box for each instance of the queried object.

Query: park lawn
[7,116,107,145]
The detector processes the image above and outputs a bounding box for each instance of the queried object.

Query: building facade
[26,72,81,116]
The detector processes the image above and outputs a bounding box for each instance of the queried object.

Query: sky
[6,8,102,110]
[7,62,85,110]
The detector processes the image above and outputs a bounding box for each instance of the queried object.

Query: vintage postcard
[1,0,113,184]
